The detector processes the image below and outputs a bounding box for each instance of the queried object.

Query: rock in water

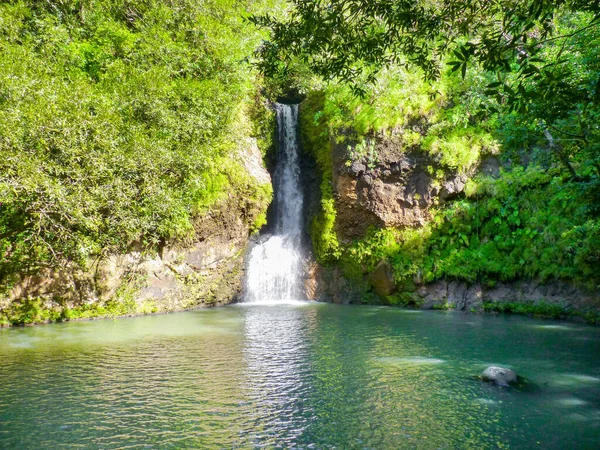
[482,366,518,387]
[368,259,396,297]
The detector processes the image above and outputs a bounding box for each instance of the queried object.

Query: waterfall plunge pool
[3,104,598,448]
[1,303,599,449]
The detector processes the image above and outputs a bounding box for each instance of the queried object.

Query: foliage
[301,67,501,265]
[346,139,377,170]
[313,67,440,137]
[300,66,600,292]
[251,0,600,99]
[0,0,277,290]
[254,2,600,186]
[290,4,600,308]
[491,13,600,179]
[1,295,155,326]
[1,270,150,326]
[248,91,276,159]
[299,92,340,263]
[336,166,600,293]
[302,65,499,172]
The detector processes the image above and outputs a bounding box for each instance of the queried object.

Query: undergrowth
[327,166,600,293]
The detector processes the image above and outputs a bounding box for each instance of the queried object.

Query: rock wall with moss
[300,67,600,323]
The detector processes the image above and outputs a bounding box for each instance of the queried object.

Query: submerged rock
[482,366,518,387]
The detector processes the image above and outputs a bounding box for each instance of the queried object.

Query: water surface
[1,304,599,449]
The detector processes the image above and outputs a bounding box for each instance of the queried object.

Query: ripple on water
[544,373,600,387]
[531,324,578,331]
[554,396,589,407]
[0,304,599,449]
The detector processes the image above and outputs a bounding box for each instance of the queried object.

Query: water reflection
[0,311,250,448]
[0,305,599,449]
[239,304,316,447]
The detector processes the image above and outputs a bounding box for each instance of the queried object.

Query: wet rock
[304,261,322,301]
[276,89,306,104]
[239,137,271,185]
[413,279,599,314]
[482,366,518,387]
[439,174,467,200]
[307,265,367,304]
[443,282,484,310]
[477,157,501,178]
[447,281,467,309]
[368,260,397,297]
[465,284,484,310]
[349,161,366,176]
[419,280,449,309]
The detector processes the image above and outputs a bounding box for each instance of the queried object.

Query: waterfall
[244,104,305,304]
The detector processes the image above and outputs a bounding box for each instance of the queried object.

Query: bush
[0,0,278,291]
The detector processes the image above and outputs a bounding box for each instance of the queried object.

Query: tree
[250,0,600,178]
[251,1,599,90]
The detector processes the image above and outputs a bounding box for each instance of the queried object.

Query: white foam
[376,357,446,366]
[555,397,589,407]
[238,300,309,307]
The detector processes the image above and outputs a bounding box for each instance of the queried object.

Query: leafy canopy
[251,0,600,96]
[252,1,600,179]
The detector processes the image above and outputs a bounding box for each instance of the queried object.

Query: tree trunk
[543,129,580,180]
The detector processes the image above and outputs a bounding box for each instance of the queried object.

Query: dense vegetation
[290,4,600,307]
[1,0,599,322]
[301,70,600,288]
[0,0,279,297]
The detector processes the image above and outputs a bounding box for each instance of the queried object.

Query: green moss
[302,65,498,172]
[384,291,420,307]
[248,92,276,160]
[1,298,60,326]
[251,210,268,233]
[1,294,161,326]
[300,92,341,263]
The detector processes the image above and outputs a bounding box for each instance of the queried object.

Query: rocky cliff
[331,130,482,241]
[0,137,272,326]
[300,98,600,323]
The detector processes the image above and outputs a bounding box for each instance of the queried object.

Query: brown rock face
[331,133,470,241]
[304,261,322,301]
[368,260,397,297]
[3,195,258,317]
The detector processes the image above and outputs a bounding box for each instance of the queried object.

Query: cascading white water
[244,104,305,304]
